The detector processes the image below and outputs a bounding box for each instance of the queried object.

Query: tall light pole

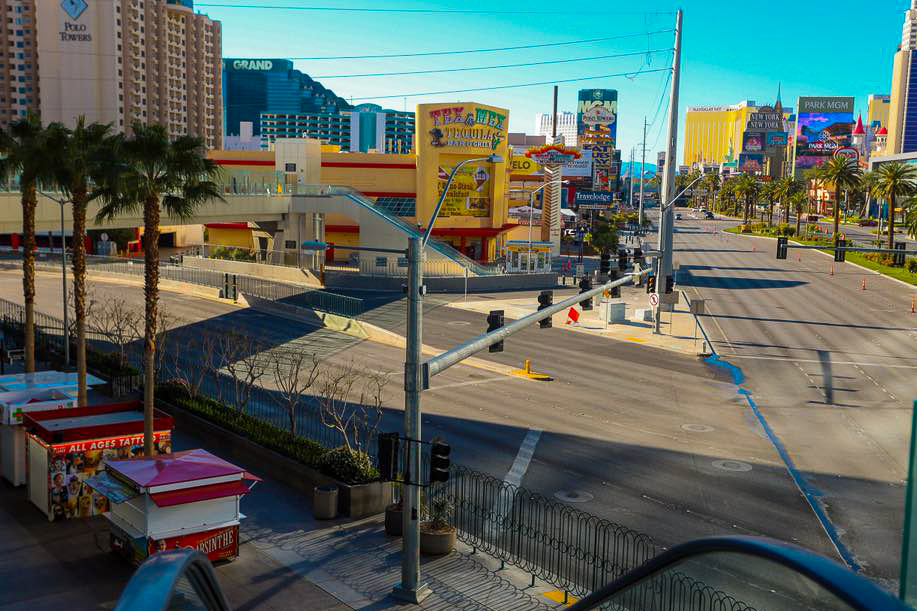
[657,9,683,320]
[41,192,70,367]
[396,153,502,605]
[639,116,648,225]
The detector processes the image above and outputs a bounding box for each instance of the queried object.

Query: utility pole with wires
[639,116,647,226]
[628,147,635,208]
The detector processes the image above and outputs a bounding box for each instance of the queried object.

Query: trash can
[313,484,338,519]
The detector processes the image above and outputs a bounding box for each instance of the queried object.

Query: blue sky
[201,1,906,164]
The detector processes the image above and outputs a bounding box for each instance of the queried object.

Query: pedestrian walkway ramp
[292,185,502,277]
[113,535,902,610]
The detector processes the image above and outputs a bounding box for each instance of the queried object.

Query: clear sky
[200,0,907,165]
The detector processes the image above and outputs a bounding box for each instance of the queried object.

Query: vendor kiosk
[87,449,258,565]
[505,240,553,273]
[23,402,173,521]
[0,388,77,485]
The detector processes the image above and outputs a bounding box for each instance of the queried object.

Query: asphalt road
[662,210,915,588]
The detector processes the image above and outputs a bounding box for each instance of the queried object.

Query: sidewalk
[446,284,707,357]
[0,427,565,611]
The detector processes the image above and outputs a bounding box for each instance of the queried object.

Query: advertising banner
[793,97,854,172]
[738,154,765,173]
[48,431,172,521]
[425,104,507,154]
[435,161,492,217]
[575,190,614,210]
[577,89,618,145]
[149,525,240,564]
[525,144,581,165]
[562,150,593,177]
[743,132,764,153]
[767,132,788,146]
[510,156,541,175]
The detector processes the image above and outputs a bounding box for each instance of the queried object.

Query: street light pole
[41,191,70,367]
[395,154,501,604]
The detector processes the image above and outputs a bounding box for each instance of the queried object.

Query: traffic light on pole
[487,310,504,353]
[537,291,553,328]
[578,277,593,310]
[600,251,610,275]
[665,276,674,294]
[429,439,451,483]
[618,249,628,271]
[895,242,907,266]
[633,248,644,265]
[646,275,656,294]
[377,432,400,481]
[834,239,846,263]
[776,236,788,259]
[609,270,621,298]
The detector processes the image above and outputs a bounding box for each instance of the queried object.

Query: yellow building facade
[868,94,891,130]
[683,103,756,165]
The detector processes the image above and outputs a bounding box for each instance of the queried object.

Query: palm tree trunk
[72,188,88,406]
[768,200,774,226]
[21,183,36,373]
[889,194,896,250]
[784,199,790,225]
[795,206,802,236]
[833,187,841,246]
[143,196,161,457]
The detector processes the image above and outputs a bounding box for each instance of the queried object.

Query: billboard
[435,158,492,217]
[578,90,617,191]
[743,132,764,153]
[767,132,788,147]
[563,150,593,178]
[738,154,765,174]
[793,97,854,173]
[424,103,508,155]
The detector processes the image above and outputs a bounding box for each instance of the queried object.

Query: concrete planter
[419,524,456,555]
[156,399,391,519]
[313,485,339,519]
[337,480,393,519]
[385,503,403,536]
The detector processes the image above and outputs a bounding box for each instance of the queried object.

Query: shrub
[908,258,917,274]
[865,253,896,266]
[87,347,139,377]
[319,446,379,485]
[156,382,327,468]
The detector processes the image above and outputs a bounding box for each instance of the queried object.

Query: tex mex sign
[427,104,508,152]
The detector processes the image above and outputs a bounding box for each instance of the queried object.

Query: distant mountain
[620,161,657,178]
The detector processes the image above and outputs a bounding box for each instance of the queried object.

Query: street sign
[649,293,659,307]
[301,241,328,250]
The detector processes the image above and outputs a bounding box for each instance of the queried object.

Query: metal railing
[2,250,364,319]
[114,550,230,611]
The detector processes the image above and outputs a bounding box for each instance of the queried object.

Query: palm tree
[735,175,759,224]
[760,180,778,226]
[703,172,720,211]
[857,171,880,219]
[96,122,223,456]
[0,115,56,372]
[792,192,807,237]
[819,157,862,246]
[875,162,917,250]
[47,119,117,406]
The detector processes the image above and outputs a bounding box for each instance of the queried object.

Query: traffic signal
[377,432,400,481]
[646,275,656,294]
[618,249,628,271]
[633,248,644,264]
[578,277,593,310]
[834,239,846,263]
[487,310,504,352]
[537,291,553,328]
[609,270,621,298]
[776,236,788,260]
[665,276,674,294]
[429,439,451,483]
[600,251,610,275]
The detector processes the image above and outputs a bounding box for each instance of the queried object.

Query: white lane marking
[504,428,543,488]
[726,354,917,369]
[487,429,543,539]
[427,376,514,392]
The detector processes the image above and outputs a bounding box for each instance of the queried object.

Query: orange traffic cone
[830,265,834,276]
[912,296,915,314]
[797,254,802,262]
[861,278,867,291]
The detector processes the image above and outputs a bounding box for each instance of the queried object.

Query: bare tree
[129,306,176,382]
[219,330,268,414]
[270,349,321,434]
[318,360,389,454]
[87,294,142,367]
[168,329,218,398]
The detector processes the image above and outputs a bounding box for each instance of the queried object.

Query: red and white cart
[23,402,173,521]
[87,449,259,565]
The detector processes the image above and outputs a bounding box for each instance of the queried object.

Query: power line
[315,48,673,79]
[349,67,670,101]
[199,3,675,16]
[237,31,674,60]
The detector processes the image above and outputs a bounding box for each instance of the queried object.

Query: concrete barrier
[183,256,322,287]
